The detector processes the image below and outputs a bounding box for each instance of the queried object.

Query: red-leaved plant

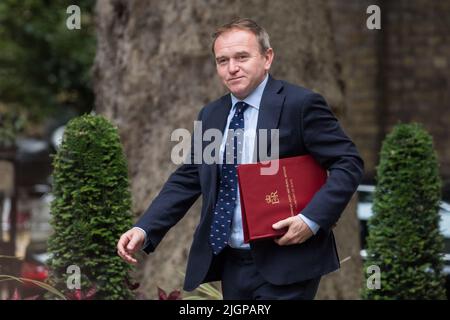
[66,285,97,300]
[158,287,182,300]
[65,277,142,300]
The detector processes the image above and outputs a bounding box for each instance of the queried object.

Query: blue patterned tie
[209,101,249,255]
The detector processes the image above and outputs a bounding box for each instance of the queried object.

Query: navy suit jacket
[135,75,364,291]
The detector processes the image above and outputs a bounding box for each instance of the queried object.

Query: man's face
[214,29,274,100]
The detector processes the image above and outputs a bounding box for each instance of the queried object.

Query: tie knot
[235,102,249,115]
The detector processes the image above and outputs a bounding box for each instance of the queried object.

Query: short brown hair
[211,18,271,55]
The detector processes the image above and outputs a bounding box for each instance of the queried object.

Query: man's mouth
[228,76,244,82]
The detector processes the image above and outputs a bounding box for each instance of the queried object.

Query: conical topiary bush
[363,123,446,299]
[47,114,134,299]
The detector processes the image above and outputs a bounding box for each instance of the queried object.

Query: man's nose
[228,59,239,73]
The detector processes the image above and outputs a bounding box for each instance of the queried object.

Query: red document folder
[237,155,327,243]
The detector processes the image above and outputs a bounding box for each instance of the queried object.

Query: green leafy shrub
[0,110,24,148]
[363,123,446,299]
[47,114,134,299]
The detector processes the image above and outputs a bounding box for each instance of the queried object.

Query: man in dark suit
[117,18,364,300]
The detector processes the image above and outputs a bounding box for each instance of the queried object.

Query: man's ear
[264,48,274,70]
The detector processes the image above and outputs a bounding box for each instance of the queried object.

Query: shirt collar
[230,73,269,111]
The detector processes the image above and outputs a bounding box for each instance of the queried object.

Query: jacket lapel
[206,94,232,209]
[255,75,285,162]
[206,95,232,134]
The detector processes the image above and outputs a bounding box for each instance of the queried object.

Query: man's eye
[238,56,248,61]
[217,59,227,65]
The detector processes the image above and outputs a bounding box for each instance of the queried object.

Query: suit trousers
[220,247,321,300]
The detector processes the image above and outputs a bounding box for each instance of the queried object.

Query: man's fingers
[117,233,130,253]
[127,229,145,252]
[118,250,138,265]
[274,236,293,246]
[117,245,138,265]
[274,218,312,246]
[127,235,140,252]
[124,253,138,265]
[274,230,296,246]
[274,220,294,245]
[272,217,293,230]
[274,237,285,245]
[117,230,141,265]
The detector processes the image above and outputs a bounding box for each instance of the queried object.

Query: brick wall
[327,0,450,194]
[327,0,382,180]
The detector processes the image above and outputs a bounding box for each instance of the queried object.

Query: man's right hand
[117,228,146,265]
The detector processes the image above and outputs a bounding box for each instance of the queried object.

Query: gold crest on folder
[265,191,279,204]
